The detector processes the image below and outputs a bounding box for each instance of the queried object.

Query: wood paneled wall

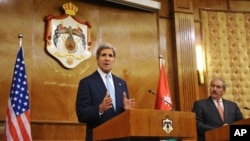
[0,0,162,139]
[171,0,199,111]
[0,0,160,121]
[1,0,250,140]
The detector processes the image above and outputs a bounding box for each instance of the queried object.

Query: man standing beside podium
[75,43,135,141]
[192,77,243,141]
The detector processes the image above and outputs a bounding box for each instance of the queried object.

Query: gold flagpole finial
[18,34,23,47]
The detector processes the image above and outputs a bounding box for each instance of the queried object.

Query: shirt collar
[97,68,112,78]
[213,98,222,103]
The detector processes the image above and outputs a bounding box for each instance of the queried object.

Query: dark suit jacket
[76,70,129,141]
[192,96,243,141]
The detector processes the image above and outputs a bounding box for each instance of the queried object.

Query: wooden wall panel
[0,0,33,119]
[173,13,199,111]
[229,0,250,11]
[1,0,250,139]
[158,0,171,18]
[0,120,86,140]
[0,0,163,139]
[0,0,160,122]
[170,0,199,111]
[173,0,193,13]
[158,18,176,108]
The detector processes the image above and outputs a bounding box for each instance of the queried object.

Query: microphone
[244,107,250,110]
[148,89,173,107]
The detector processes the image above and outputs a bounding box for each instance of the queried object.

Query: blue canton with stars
[10,47,30,116]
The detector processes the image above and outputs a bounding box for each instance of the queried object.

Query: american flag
[5,47,32,141]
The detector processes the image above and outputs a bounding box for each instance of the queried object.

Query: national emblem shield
[162,117,173,133]
[45,2,91,69]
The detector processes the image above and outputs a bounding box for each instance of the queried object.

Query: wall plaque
[45,2,91,69]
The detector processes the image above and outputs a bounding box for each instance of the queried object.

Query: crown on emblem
[63,2,78,16]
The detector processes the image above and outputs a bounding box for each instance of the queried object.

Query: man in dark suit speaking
[76,43,135,141]
[192,77,243,141]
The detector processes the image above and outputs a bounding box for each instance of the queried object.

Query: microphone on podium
[244,107,250,110]
[148,89,173,107]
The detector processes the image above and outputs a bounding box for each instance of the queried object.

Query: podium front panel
[93,109,197,141]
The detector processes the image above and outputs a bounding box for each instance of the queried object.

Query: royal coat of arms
[162,117,173,133]
[45,2,91,69]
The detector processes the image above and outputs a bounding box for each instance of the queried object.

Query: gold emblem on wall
[45,2,92,69]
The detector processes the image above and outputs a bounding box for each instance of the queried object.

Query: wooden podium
[205,118,250,141]
[93,109,197,141]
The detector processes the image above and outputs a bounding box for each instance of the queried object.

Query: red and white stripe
[5,99,32,141]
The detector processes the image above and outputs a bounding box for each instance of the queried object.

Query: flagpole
[5,33,32,141]
[18,34,23,47]
[159,55,163,68]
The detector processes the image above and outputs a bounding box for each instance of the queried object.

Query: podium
[205,118,250,141]
[93,109,197,141]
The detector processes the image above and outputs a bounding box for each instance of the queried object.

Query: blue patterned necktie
[105,74,116,111]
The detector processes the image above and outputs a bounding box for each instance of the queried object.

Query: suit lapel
[92,71,107,96]
[222,99,227,122]
[112,74,124,111]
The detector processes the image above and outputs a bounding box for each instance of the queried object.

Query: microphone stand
[148,90,173,107]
